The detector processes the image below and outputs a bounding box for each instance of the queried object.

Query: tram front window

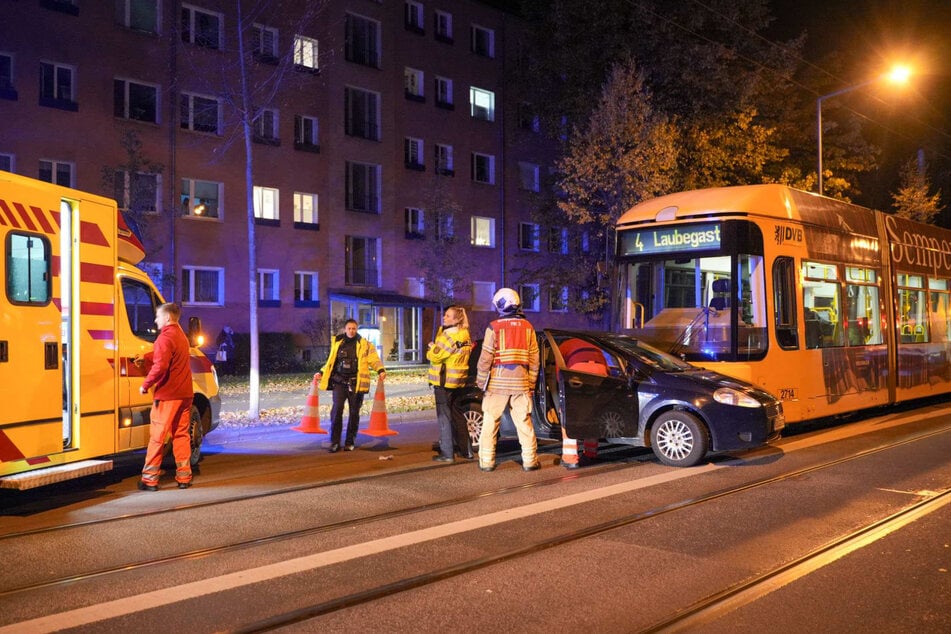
[624,254,767,361]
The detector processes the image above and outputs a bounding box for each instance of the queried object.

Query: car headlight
[713,387,762,408]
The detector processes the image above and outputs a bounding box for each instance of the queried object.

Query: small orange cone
[292,374,328,434]
[363,380,398,437]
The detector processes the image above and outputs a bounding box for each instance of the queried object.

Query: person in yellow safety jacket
[428,306,473,463]
[476,288,540,472]
[316,319,386,452]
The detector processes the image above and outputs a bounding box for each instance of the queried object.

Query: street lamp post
[816,65,912,196]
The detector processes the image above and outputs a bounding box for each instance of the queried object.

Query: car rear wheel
[650,410,708,467]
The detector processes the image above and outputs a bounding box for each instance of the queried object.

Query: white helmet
[492,288,521,315]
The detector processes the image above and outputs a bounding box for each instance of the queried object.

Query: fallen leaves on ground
[217,394,436,428]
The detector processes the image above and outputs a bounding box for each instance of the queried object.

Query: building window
[295,271,319,307]
[182,265,224,305]
[518,222,539,252]
[346,236,379,287]
[253,107,279,144]
[294,35,319,72]
[469,86,494,121]
[470,216,495,248]
[0,154,13,172]
[434,10,452,43]
[294,192,318,227]
[519,284,540,312]
[115,0,159,34]
[404,1,424,33]
[578,229,591,254]
[114,171,159,214]
[434,76,453,109]
[181,4,221,49]
[549,227,568,254]
[345,13,380,67]
[549,285,569,312]
[472,281,496,309]
[39,61,76,110]
[405,207,424,239]
[404,67,424,101]
[0,53,15,100]
[38,160,72,187]
[434,212,454,241]
[253,185,279,222]
[114,78,158,123]
[434,143,453,175]
[344,86,380,141]
[181,178,221,219]
[519,162,539,192]
[345,161,381,213]
[258,269,280,306]
[253,23,279,63]
[404,137,424,170]
[471,24,495,58]
[180,92,219,133]
[294,115,319,152]
[471,152,495,185]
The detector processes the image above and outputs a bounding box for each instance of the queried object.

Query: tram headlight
[713,387,762,408]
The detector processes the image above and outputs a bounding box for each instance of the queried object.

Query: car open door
[545,331,638,440]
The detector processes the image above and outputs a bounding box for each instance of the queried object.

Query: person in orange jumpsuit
[138,302,194,491]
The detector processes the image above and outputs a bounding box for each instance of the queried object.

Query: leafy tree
[891,157,943,224]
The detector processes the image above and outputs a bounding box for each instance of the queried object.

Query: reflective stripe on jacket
[427,326,471,388]
[317,335,385,393]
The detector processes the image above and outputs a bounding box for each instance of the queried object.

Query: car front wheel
[189,405,204,465]
[650,410,708,467]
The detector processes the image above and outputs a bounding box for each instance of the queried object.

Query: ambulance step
[0,460,114,491]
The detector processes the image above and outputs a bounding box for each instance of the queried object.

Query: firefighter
[476,288,541,472]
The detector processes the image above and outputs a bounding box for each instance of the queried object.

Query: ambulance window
[122,278,160,341]
[6,232,51,305]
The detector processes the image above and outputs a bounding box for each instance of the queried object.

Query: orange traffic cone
[363,380,398,437]
[292,374,328,434]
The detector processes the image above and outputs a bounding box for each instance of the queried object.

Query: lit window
[294,35,319,71]
[470,216,495,248]
[469,86,494,121]
[181,178,221,219]
[181,5,222,49]
[253,185,279,221]
[404,67,424,100]
[294,192,318,226]
[182,266,224,305]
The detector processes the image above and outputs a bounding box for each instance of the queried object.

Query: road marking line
[0,464,721,633]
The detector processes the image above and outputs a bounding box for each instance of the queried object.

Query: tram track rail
[220,424,951,633]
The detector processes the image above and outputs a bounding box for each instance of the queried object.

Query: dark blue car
[454,329,784,467]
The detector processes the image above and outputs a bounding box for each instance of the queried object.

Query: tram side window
[897,273,927,343]
[929,278,951,343]
[122,278,160,342]
[802,261,843,349]
[844,266,882,346]
[6,232,51,305]
[772,256,798,349]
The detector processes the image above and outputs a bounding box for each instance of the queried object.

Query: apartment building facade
[0,0,591,364]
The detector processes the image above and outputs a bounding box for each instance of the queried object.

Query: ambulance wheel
[650,410,708,467]
[189,405,204,465]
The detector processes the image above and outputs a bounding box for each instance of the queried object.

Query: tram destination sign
[619,223,721,256]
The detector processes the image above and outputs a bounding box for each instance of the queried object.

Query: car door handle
[567,377,584,388]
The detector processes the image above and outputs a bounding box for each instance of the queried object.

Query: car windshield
[601,335,694,372]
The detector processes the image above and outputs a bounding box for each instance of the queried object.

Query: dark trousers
[330,381,365,446]
[434,386,471,458]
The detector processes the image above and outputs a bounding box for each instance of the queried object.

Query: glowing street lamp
[816,64,912,195]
